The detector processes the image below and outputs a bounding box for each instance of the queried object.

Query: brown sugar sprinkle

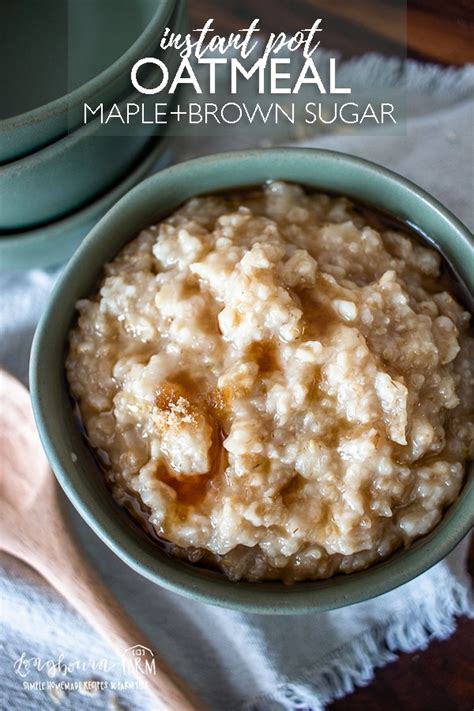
[153,381,228,510]
[156,380,231,429]
[154,382,199,426]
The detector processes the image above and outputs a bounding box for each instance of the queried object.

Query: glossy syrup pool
[68,185,473,578]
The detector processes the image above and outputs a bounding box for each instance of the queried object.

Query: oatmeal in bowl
[65,180,473,584]
[30,149,474,611]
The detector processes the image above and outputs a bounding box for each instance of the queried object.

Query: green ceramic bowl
[0,0,176,164]
[30,149,474,614]
[0,0,185,231]
[0,137,172,271]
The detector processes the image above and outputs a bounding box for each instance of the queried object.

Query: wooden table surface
[189,0,474,65]
[330,541,474,711]
[187,1,474,708]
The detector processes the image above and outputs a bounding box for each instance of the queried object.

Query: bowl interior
[30,149,474,614]
[0,0,161,120]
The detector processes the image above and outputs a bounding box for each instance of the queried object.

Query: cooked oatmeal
[66,182,473,582]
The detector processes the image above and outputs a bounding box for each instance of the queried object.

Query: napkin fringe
[243,573,473,711]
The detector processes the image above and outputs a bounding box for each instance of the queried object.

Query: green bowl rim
[30,148,474,614]
[0,0,175,134]
[0,137,171,252]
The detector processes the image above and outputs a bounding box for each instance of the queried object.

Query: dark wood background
[187,1,474,708]
[189,0,474,65]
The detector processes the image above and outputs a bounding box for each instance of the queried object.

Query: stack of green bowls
[0,0,184,269]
